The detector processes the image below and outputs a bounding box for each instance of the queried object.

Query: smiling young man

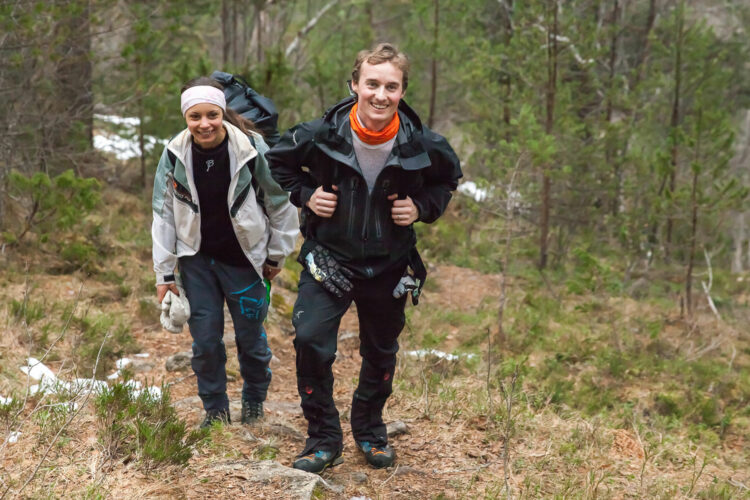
[267,43,462,473]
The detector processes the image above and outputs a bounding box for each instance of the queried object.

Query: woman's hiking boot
[356,441,395,468]
[292,449,343,474]
[241,399,264,424]
[200,408,230,428]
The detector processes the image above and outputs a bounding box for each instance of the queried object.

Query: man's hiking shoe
[200,408,230,429]
[241,400,264,424]
[356,441,395,468]
[292,449,343,474]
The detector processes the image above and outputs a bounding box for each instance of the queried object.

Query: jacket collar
[166,121,258,184]
[315,97,432,171]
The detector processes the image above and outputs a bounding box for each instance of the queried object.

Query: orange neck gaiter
[349,102,400,145]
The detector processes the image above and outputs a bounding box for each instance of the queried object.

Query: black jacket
[266,97,462,278]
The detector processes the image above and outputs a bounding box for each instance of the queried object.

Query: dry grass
[0,186,749,499]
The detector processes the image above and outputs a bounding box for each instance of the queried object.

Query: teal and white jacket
[151,121,299,285]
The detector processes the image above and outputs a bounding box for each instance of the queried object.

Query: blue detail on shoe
[356,441,395,468]
[292,448,344,473]
[359,441,372,452]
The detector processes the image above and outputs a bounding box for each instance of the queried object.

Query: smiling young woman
[184,102,226,149]
[151,76,299,430]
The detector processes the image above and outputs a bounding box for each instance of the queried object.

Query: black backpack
[210,70,281,147]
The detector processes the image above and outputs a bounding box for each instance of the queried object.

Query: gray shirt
[351,115,396,193]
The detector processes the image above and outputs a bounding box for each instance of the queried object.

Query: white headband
[180,86,226,116]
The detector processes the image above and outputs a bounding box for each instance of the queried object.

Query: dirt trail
[129,264,504,499]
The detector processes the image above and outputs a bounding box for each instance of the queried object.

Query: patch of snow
[20,357,57,381]
[133,386,162,400]
[0,396,14,406]
[18,357,161,401]
[93,134,142,161]
[6,431,22,444]
[28,378,69,396]
[95,114,140,127]
[124,380,142,391]
[133,353,150,358]
[69,378,108,394]
[93,114,168,160]
[405,349,477,362]
[116,358,133,370]
[458,181,489,202]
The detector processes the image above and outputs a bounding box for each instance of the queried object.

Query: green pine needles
[94,382,207,470]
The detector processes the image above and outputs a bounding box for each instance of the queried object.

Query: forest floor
[1,185,749,499]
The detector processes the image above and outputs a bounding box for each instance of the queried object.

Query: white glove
[392,275,418,299]
[160,287,190,333]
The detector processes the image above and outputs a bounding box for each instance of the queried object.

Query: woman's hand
[306,185,339,217]
[157,283,180,303]
[263,263,282,280]
[389,194,419,226]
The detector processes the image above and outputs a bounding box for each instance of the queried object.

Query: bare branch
[11,329,111,499]
[284,0,340,59]
[701,248,721,320]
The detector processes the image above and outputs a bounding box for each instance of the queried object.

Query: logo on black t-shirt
[205,159,215,172]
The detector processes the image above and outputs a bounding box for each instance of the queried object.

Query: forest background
[1,0,750,498]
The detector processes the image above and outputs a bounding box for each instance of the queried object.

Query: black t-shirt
[192,134,251,267]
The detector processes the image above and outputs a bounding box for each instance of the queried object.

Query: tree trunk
[732,213,745,273]
[666,2,684,259]
[136,61,146,190]
[540,0,558,270]
[502,1,513,143]
[686,165,699,315]
[633,0,657,87]
[606,0,620,217]
[232,0,240,67]
[255,0,263,64]
[427,0,439,128]
[222,0,231,67]
[685,105,703,316]
[52,0,93,174]
[365,0,375,47]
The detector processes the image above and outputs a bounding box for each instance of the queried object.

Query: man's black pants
[292,263,407,455]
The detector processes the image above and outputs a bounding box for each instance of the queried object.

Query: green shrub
[253,441,279,460]
[654,393,683,418]
[0,394,23,427]
[95,382,206,469]
[7,169,100,241]
[137,298,158,323]
[74,313,138,377]
[565,247,623,295]
[60,241,98,270]
[33,403,71,445]
[9,296,45,325]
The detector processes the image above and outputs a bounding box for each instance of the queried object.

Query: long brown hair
[181,76,263,137]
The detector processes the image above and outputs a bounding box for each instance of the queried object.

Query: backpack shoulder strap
[246,133,265,212]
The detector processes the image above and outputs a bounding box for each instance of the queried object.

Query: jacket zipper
[347,177,357,238]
